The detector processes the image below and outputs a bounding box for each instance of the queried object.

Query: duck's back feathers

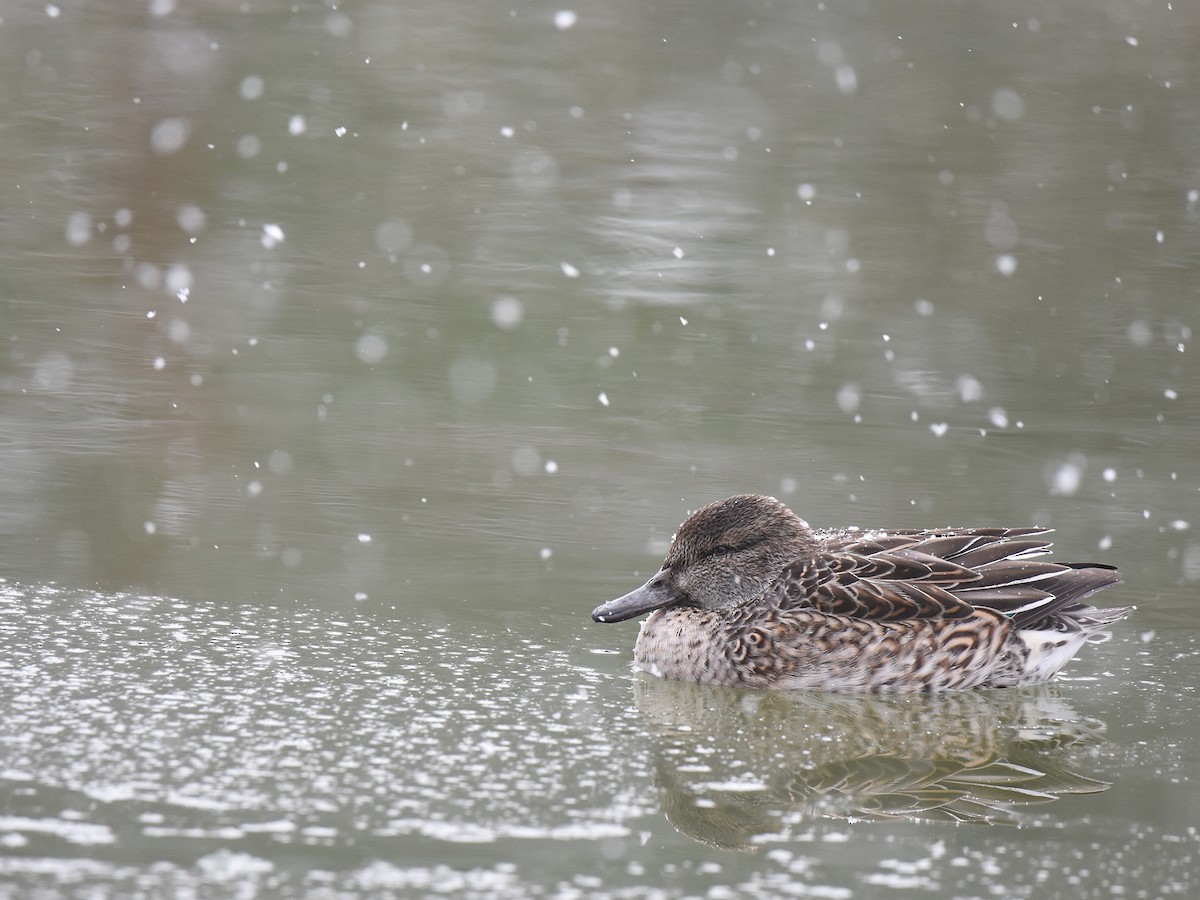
[786,526,1126,633]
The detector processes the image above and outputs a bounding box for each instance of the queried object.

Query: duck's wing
[779,527,1120,627]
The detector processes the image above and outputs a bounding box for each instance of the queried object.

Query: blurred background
[1,0,1197,896]
[2,0,1197,616]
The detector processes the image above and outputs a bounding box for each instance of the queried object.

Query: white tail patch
[1016,628,1089,680]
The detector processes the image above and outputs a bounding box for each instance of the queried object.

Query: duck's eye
[713,544,736,556]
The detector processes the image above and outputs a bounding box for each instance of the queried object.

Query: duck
[591,494,1129,692]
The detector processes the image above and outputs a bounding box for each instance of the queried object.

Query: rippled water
[0,582,1195,897]
[3,0,1200,896]
[0,584,638,889]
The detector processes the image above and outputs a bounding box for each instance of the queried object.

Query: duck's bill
[592,576,683,623]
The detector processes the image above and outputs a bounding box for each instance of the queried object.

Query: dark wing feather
[823,527,1051,556]
[957,560,1065,590]
[950,539,1053,568]
[779,549,979,621]
[806,576,974,620]
[987,564,1123,629]
[782,526,1116,626]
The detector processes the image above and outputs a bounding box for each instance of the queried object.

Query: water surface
[2,0,1198,896]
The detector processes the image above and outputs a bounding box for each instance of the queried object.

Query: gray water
[2,1,1199,896]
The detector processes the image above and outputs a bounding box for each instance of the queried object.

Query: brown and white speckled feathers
[592,495,1130,693]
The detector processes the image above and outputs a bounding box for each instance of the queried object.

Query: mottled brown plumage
[592,494,1130,692]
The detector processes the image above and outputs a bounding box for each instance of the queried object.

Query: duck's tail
[1008,602,1134,685]
[1064,603,1136,641]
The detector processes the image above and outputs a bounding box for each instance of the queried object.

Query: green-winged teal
[592,494,1129,692]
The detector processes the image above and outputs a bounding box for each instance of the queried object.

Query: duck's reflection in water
[634,677,1112,848]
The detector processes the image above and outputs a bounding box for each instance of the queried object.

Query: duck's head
[592,494,818,623]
